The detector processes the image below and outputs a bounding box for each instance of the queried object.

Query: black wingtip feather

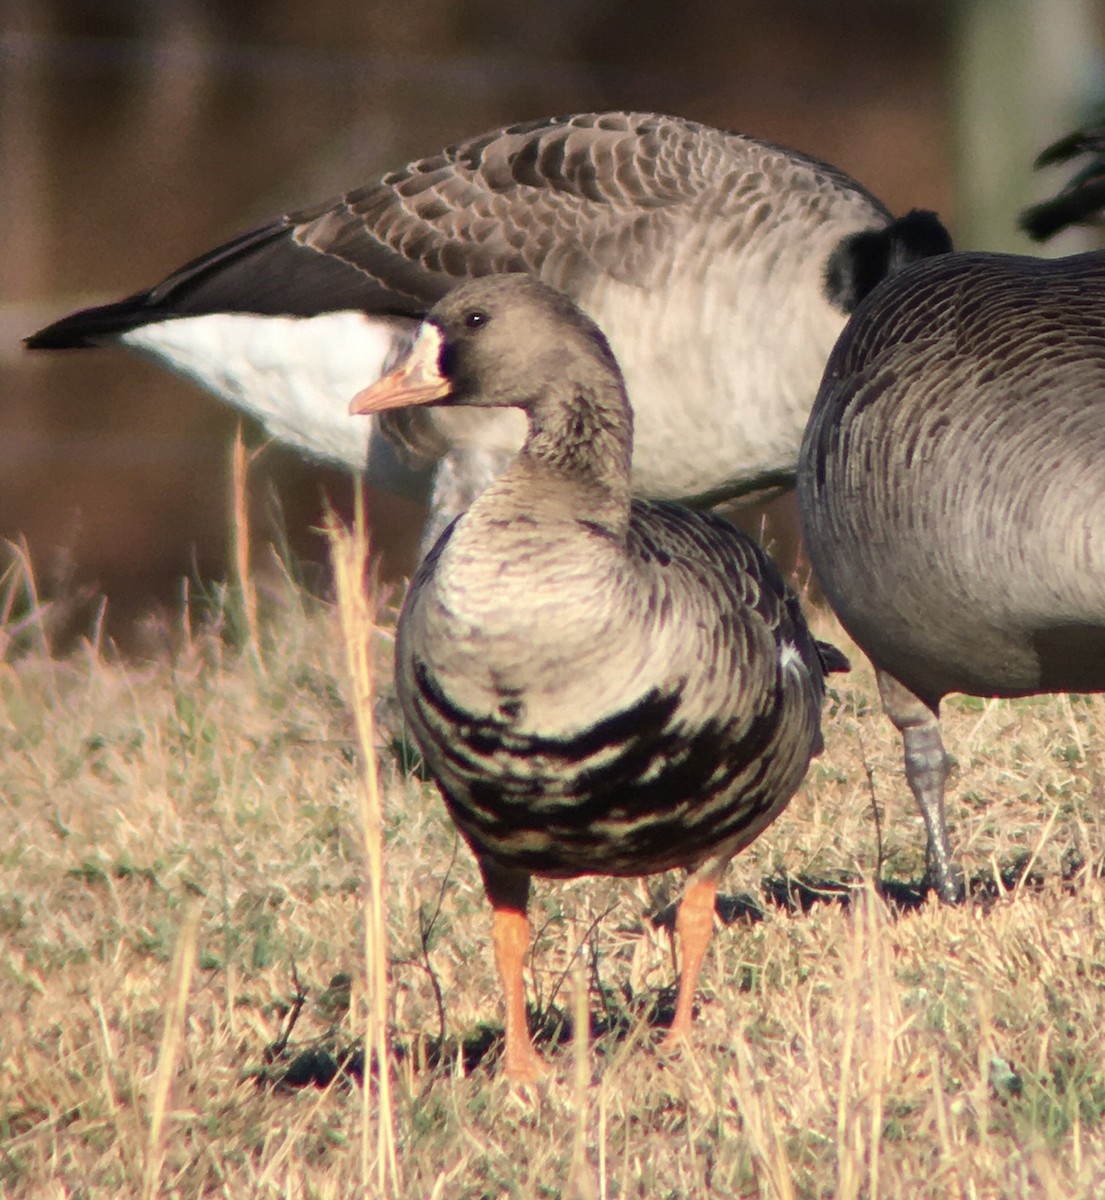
[24,292,162,349]
[24,216,428,354]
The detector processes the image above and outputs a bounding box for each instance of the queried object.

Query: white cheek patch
[120,310,417,474]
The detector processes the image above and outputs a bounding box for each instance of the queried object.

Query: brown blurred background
[3,0,1103,651]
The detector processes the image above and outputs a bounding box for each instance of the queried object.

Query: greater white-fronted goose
[26,111,949,545]
[798,248,1105,903]
[1021,122,1105,241]
[350,274,848,1081]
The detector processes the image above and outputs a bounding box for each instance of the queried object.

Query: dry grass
[3,537,1105,1199]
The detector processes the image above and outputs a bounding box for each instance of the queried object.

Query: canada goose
[26,111,949,547]
[351,274,848,1080]
[1020,122,1105,241]
[798,248,1105,903]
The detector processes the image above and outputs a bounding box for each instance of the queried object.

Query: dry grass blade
[325,482,400,1196]
[141,904,200,1200]
[568,950,598,1200]
[731,1034,796,1200]
[230,424,261,662]
[2,535,55,667]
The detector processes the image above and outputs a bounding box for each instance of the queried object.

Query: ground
[3,534,1105,1199]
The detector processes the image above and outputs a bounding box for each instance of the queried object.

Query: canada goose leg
[479,858,548,1083]
[876,670,961,904]
[660,864,723,1052]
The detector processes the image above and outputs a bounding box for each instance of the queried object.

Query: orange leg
[481,860,547,1083]
[660,876,719,1052]
[491,905,548,1082]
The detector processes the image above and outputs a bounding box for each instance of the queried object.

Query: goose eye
[465,309,490,331]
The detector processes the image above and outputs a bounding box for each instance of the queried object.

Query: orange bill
[349,322,452,414]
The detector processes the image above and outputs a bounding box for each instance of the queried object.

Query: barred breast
[399,498,833,880]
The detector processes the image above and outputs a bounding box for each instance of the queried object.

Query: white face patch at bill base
[349,321,450,415]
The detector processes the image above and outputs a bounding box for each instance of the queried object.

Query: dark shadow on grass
[649,852,1095,931]
[257,852,1099,1088]
[257,987,696,1087]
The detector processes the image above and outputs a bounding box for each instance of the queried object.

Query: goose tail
[815,640,851,675]
[824,209,952,313]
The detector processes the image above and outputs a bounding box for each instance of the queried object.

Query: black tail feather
[824,209,952,314]
[816,640,850,675]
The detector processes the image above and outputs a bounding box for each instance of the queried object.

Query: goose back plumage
[798,248,1105,900]
[26,112,949,537]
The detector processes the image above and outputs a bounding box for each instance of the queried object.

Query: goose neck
[513,379,633,534]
